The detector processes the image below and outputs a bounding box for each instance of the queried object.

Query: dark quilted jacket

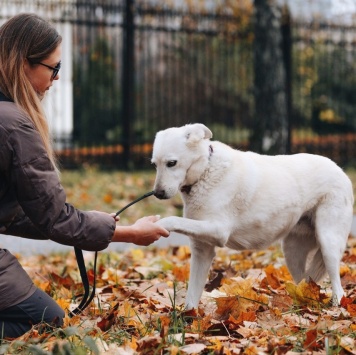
[0,91,115,310]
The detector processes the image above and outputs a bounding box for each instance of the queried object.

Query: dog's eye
[166,160,177,168]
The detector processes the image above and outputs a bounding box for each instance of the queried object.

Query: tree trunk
[250,0,289,155]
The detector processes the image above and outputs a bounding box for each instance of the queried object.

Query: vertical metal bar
[281,5,292,154]
[121,0,135,169]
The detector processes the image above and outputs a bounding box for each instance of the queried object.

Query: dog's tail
[303,249,326,282]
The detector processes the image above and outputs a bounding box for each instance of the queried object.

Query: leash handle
[70,190,155,317]
[70,247,97,316]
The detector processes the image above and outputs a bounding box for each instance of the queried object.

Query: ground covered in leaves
[1,237,356,354]
[1,167,356,354]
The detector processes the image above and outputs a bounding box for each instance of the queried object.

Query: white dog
[152,123,354,309]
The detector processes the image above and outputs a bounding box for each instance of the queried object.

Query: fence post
[251,0,289,155]
[281,5,292,154]
[121,0,135,169]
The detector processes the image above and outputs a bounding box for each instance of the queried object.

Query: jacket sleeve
[6,122,115,252]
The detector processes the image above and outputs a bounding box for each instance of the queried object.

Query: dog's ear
[185,124,213,145]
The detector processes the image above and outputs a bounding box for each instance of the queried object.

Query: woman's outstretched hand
[111,215,170,246]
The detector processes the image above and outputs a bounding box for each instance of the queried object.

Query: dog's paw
[155,216,179,231]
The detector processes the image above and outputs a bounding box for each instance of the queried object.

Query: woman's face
[24,44,62,99]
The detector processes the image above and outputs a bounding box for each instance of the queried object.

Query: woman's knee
[0,288,65,339]
[21,288,65,326]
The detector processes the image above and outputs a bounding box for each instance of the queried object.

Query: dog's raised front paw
[155,216,179,231]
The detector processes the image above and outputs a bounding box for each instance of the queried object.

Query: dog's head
[151,123,213,199]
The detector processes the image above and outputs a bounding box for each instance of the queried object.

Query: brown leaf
[136,335,163,353]
[205,271,224,292]
[97,302,119,331]
[49,272,75,289]
[270,293,293,311]
[303,329,321,350]
[215,296,241,320]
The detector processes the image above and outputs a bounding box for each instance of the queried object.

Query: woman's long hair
[0,13,62,171]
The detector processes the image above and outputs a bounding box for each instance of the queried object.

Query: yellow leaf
[56,298,71,311]
[220,278,268,311]
[175,246,191,260]
[285,279,325,306]
[340,265,350,277]
[131,249,145,262]
[119,299,135,318]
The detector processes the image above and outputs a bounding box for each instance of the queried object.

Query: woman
[0,13,169,339]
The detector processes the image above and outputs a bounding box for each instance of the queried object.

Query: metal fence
[1,1,356,169]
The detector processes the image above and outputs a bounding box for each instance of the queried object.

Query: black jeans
[0,288,65,339]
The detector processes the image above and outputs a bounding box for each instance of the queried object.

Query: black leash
[70,191,154,316]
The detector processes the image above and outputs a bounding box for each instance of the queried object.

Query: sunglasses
[37,61,61,79]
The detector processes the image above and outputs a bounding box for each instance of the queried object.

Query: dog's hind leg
[314,197,352,305]
[282,215,317,283]
[185,241,216,310]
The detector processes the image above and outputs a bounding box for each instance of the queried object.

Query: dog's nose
[154,189,166,199]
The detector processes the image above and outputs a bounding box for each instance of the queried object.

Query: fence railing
[1,1,356,168]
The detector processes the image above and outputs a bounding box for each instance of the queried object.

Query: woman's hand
[111,215,170,246]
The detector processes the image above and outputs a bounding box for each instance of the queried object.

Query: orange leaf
[264,264,281,289]
[340,296,354,308]
[158,315,171,338]
[103,193,113,204]
[172,264,190,282]
[228,310,257,326]
[347,303,356,317]
[264,264,293,289]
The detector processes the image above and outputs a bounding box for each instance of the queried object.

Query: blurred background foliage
[2,0,356,168]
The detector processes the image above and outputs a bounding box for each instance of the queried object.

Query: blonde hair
[0,13,62,171]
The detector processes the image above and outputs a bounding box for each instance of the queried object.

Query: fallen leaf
[285,279,326,306]
[303,329,320,350]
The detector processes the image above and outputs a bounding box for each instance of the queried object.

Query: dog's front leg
[156,217,229,247]
[185,241,216,310]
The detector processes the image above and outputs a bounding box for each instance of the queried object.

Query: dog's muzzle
[154,189,169,199]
